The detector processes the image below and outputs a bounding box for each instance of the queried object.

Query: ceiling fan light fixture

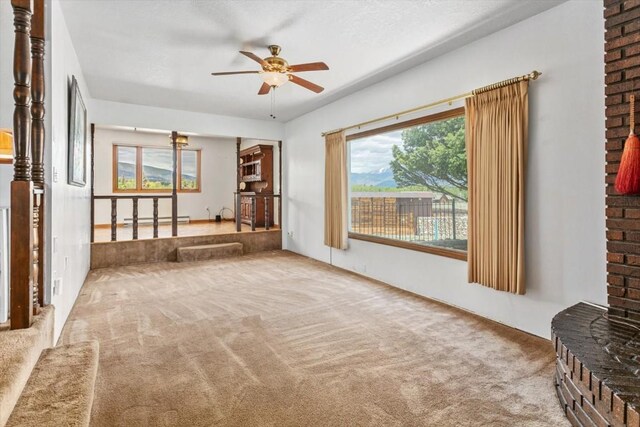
[260,71,289,87]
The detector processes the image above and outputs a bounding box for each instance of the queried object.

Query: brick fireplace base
[552,303,640,427]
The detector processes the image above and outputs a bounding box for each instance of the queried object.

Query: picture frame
[68,75,87,186]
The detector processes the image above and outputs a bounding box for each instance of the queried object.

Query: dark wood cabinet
[239,145,273,227]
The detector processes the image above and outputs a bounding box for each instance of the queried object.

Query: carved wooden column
[30,0,45,311]
[171,131,178,237]
[236,137,241,232]
[10,0,34,329]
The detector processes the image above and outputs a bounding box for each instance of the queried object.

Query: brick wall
[605,0,640,324]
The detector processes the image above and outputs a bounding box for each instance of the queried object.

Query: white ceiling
[59,0,564,122]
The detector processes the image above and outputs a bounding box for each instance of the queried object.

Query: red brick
[625,66,640,79]
[609,274,625,286]
[625,208,640,218]
[608,285,627,297]
[609,295,640,310]
[624,0,640,9]
[606,55,640,73]
[607,151,624,162]
[605,3,622,18]
[607,230,624,241]
[627,277,640,288]
[607,218,640,230]
[626,44,640,56]
[606,7,640,28]
[627,253,640,265]
[607,25,624,40]
[607,94,624,106]
[606,163,621,174]
[606,80,640,95]
[607,116,624,127]
[608,252,625,263]
[608,207,624,217]
[625,19,640,34]
[624,231,640,241]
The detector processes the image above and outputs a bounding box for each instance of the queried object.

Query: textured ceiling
[59,0,565,122]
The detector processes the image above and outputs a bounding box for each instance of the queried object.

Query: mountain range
[118,161,196,184]
[350,167,397,188]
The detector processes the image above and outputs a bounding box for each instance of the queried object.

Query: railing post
[10,0,34,329]
[452,199,456,240]
[170,131,178,237]
[31,0,45,311]
[251,196,256,232]
[236,138,242,232]
[264,196,270,230]
[153,197,159,238]
[110,198,117,242]
[132,197,138,240]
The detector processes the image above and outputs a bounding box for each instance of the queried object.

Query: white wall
[283,0,606,338]
[93,127,237,224]
[48,0,93,340]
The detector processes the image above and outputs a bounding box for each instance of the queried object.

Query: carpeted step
[0,306,54,427]
[6,340,99,427]
[177,242,243,262]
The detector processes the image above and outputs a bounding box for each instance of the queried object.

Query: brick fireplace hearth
[552,1,640,426]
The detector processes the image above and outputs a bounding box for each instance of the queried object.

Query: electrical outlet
[64,256,69,271]
[52,166,58,183]
[53,278,62,296]
[288,231,294,238]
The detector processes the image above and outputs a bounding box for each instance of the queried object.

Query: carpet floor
[60,250,568,426]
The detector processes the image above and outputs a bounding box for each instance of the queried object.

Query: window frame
[346,107,467,261]
[112,144,202,193]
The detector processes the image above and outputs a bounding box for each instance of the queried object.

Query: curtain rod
[321,70,541,137]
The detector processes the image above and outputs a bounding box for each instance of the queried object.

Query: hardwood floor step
[177,242,244,262]
[0,306,54,427]
[6,341,99,427]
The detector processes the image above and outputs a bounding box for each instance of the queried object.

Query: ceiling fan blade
[240,51,269,68]
[211,71,260,76]
[258,82,271,95]
[288,62,329,72]
[289,74,324,93]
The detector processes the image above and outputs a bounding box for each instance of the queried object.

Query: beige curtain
[324,131,348,250]
[465,81,528,294]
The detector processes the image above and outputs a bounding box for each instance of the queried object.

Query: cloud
[350,130,402,173]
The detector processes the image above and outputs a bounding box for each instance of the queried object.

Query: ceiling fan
[211,45,329,95]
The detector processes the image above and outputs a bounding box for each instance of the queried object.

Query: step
[177,242,243,262]
[0,306,54,427]
[6,341,99,427]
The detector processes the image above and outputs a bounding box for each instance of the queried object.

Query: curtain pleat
[324,131,348,250]
[465,81,528,294]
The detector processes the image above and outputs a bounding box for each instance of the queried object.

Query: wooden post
[153,198,159,238]
[132,197,138,240]
[236,137,241,232]
[31,0,45,311]
[110,198,117,242]
[10,0,34,329]
[90,123,95,243]
[264,196,270,230]
[278,140,282,229]
[251,196,256,232]
[171,131,178,237]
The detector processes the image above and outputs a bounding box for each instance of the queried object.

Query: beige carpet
[7,341,99,427]
[60,250,568,427]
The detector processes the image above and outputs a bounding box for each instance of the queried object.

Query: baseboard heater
[123,216,190,226]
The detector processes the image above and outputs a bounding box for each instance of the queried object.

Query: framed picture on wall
[68,75,87,186]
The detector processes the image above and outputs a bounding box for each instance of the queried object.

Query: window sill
[348,232,467,261]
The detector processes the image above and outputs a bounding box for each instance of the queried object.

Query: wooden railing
[10,0,46,329]
[234,193,281,232]
[91,195,174,242]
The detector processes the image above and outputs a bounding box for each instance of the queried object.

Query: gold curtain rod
[321,70,541,137]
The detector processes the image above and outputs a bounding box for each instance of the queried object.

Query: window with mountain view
[114,145,201,192]
[348,108,467,257]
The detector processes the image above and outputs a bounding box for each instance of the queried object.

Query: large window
[348,107,467,259]
[113,145,201,192]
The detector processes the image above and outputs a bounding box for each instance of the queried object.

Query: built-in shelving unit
[239,145,273,227]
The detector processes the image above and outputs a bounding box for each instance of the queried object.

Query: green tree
[390,116,467,201]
